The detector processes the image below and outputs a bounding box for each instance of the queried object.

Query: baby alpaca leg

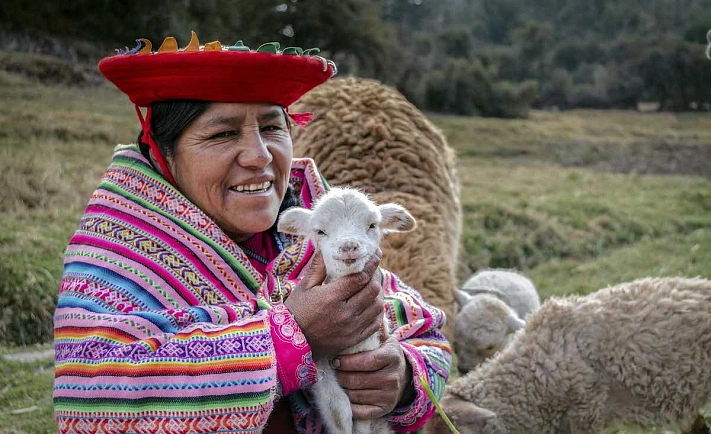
[353,417,390,434]
[313,359,353,434]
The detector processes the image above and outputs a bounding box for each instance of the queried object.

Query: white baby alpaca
[278,187,416,434]
[455,270,540,373]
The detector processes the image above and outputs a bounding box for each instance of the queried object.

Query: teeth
[232,181,272,192]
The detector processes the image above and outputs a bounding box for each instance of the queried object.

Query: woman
[53,32,451,433]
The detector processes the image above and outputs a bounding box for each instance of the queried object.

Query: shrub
[423,57,537,118]
[539,68,573,109]
[0,260,57,346]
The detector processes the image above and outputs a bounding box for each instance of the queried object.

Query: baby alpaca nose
[339,240,360,254]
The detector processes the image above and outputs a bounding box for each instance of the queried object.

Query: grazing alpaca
[429,277,711,434]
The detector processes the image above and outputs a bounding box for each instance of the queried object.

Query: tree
[513,22,554,79]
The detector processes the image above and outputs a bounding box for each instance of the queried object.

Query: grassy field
[0,54,710,432]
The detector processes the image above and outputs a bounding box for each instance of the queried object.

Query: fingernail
[331,358,341,369]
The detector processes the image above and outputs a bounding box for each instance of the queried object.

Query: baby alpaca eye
[368,223,376,230]
[316,229,326,236]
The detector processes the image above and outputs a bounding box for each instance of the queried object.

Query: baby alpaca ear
[378,203,417,233]
[505,309,526,332]
[456,289,473,307]
[277,207,313,235]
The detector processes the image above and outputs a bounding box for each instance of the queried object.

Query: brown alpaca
[291,77,462,340]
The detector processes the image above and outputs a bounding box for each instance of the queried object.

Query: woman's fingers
[328,253,382,301]
[297,252,327,290]
[284,251,385,358]
[345,278,382,315]
[351,403,389,420]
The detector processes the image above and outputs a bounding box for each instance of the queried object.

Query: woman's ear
[148,148,166,178]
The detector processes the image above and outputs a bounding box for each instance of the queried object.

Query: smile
[229,181,273,194]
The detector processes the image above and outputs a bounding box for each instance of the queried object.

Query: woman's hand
[284,250,384,358]
[333,336,414,420]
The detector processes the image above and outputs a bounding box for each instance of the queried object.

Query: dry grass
[432,110,711,176]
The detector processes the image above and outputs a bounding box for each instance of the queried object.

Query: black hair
[137,100,210,162]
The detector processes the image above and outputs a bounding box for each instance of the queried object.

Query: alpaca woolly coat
[460,269,540,320]
[430,277,711,434]
[292,77,462,340]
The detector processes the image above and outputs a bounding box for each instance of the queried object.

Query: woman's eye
[261,125,283,133]
[209,131,237,140]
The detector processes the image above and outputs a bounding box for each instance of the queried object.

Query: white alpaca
[455,269,540,373]
[278,187,416,434]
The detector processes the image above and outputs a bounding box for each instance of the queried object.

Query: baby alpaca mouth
[342,258,357,265]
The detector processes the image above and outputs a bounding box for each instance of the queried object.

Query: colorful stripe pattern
[54,144,451,433]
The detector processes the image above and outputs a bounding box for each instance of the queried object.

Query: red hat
[98,31,336,187]
[99,32,336,108]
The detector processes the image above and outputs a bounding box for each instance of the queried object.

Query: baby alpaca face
[310,196,382,276]
[455,293,525,374]
[278,188,416,278]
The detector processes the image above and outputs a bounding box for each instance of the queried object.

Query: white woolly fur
[278,187,416,434]
[431,277,711,434]
[455,269,541,373]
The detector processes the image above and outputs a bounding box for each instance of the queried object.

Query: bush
[637,36,711,111]
[488,79,538,118]
[0,260,57,346]
[552,40,606,71]
[604,63,645,108]
[539,68,573,109]
[423,57,537,118]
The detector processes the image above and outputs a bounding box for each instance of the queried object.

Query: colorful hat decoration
[98,31,337,188]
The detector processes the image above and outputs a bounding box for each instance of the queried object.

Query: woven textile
[54,144,451,433]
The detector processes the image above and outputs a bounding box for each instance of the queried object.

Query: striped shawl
[54,144,451,433]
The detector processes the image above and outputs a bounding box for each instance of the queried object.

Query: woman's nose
[237,131,272,169]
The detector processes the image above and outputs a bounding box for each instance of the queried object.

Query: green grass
[1,53,710,432]
[0,68,133,346]
[531,228,711,299]
[0,345,55,434]
[450,156,711,291]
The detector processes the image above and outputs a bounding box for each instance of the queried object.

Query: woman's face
[167,102,293,242]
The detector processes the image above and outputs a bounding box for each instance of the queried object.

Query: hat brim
[99,51,334,107]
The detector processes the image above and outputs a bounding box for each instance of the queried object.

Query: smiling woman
[163,103,294,242]
[52,32,451,434]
